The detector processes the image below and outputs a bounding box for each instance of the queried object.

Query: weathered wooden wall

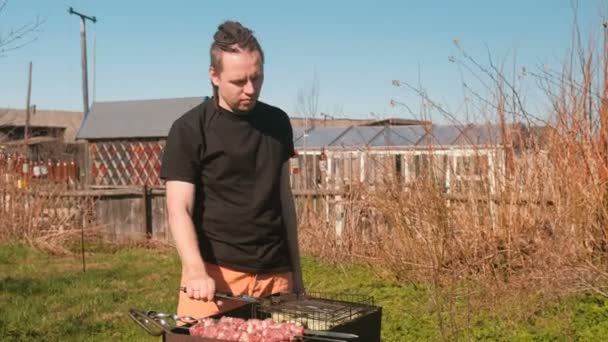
[89,187,170,241]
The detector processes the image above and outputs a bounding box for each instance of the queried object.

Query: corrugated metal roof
[76,97,206,139]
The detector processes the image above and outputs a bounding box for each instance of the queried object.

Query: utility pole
[23,62,32,158]
[68,7,96,273]
[68,7,97,118]
[92,30,96,104]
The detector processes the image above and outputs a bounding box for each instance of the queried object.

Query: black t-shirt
[160,98,295,273]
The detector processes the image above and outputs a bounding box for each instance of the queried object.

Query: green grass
[0,243,180,342]
[2,243,608,341]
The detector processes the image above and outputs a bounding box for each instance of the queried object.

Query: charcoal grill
[257,292,380,340]
[131,292,381,342]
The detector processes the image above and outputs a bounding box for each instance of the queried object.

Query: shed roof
[0,107,83,141]
[76,97,206,139]
[74,97,513,149]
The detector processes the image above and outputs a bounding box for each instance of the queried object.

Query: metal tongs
[178,286,259,303]
[128,308,198,336]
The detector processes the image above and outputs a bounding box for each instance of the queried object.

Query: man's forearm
[165,180,207,275]
[169,211,207,274]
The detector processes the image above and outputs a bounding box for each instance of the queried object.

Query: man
[160,20,304,318]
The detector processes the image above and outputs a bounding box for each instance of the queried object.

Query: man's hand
[182,267,217,302]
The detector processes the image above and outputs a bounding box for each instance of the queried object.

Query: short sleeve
[160,117,202,184]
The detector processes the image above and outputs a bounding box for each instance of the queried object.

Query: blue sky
[0,0,602,123]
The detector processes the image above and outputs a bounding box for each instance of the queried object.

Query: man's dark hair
[210,20,264,72]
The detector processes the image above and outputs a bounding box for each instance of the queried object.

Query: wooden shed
[76,96,206,187]
[0,107,85,161]
[75,97,206,240]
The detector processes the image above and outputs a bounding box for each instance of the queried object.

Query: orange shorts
[177,262,293,319]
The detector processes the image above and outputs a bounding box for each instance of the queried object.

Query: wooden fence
[0,185,344,241]
[1,182,555,244]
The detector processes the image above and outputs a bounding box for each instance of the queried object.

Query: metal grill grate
[257,292,375,331]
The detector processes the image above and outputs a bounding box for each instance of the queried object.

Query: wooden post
[143,184,152,238]
[359,151,365,183]
[83,142,92,188]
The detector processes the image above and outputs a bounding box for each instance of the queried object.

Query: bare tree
[0,0,44,57]
[295,71,321,190]
[297,70,320,121]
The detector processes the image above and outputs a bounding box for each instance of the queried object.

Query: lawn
[2,242,608,341]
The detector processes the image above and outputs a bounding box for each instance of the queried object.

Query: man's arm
[280,161,305,294]
[166,180,216,301]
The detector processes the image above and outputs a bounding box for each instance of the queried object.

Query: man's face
[210,50,264,113]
